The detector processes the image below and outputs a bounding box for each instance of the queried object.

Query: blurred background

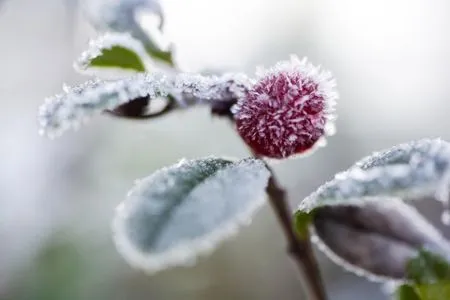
[1,0,450,299]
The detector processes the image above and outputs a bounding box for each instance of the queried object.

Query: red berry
[234,56,338,159]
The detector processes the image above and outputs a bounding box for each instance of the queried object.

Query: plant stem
[225,107,326,298]
[263,161,327,300]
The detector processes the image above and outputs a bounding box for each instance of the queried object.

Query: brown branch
[262,161,327,300]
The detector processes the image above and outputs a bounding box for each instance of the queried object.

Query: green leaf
[38,73,169,138]
[145,46,174,67]
[415,283,450,300]
[293,211,313,240]
[75,33,150,74]
[395,281,450,300]
[407,250,450,284]
[88,45,146,72]
[112,157,270,273]
[395,284,421,300]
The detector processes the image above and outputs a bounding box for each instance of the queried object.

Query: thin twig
[262,160,327,300]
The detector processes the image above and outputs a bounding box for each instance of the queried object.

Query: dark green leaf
[293,211,313,240]
[415,282,450,300]
[400,250,450,300]
[146,46,174,66]
[395,284,421,300]
[407,250,450,284]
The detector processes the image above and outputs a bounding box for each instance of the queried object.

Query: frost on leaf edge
[297,138,450,214]
[112,157,270,274]
[295,138,450,283]
[74,32,152,75]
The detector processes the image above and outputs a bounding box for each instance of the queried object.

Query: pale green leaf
[112,157,270,273]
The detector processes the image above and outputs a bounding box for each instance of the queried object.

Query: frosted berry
[234,56,338,159]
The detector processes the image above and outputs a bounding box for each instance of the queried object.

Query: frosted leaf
[81,0,174,66]
[298,139,450,213]
[82,0,163,47]
[311,200,450,281]
[170,72,252,107]
[38,73,169,138]
[112,157,270,273]
[295,139,450,282]
[38,72,251,138]
[74,32,150,74]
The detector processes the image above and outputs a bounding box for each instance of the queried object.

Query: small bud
[234,56,338,159]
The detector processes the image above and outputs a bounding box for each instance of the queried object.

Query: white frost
[112,157,270,273]
[38,72,251,138]
[296,139,450,282]
[81,0,164,49]
[74,32,152,74]
[38,73,168,138]
[240,55,338,138]
[298,139,450,214]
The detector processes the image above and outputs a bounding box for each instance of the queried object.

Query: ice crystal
[82,0,164,48]
[38,73,168,138]
[38,72,251,138]
[295,139,450,282]
[171,72,252,107]
[234,55,338,159]
[74,32,151,74]
[112,157,270,273]
[298,139,450,213]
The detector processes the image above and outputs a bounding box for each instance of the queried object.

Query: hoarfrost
[38,73,168,138]
[296,138,450,282]
[81,0,164,49]
[233,55,338,159]
[38,72,251,138]
[74,32,151,74]
[112,157,270,273]
[298,139,450,214]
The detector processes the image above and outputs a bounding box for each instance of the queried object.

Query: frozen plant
[38,2,450,299]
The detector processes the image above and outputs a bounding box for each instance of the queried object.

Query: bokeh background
[1,0,450,299]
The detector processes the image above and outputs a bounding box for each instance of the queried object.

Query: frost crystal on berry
[234,56,338,159]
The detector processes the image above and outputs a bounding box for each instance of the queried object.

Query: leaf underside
[294,139,450,283]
